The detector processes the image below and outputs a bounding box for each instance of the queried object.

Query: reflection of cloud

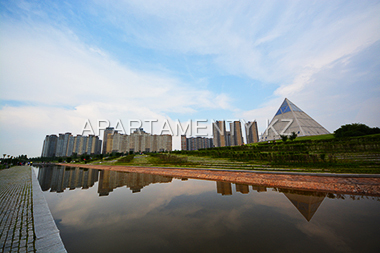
[43,175,380,252]
[49,178,215,229]
[297,222,353,252]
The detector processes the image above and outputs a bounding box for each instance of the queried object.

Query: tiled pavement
[0,166,66,253]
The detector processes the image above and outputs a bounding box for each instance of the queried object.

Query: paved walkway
[0,166,66,253]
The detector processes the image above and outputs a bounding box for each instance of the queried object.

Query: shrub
[334,123,380,138]
[280,135,288,142]
[289,132,297,141]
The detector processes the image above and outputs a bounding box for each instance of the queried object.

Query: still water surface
[36,165,380,253]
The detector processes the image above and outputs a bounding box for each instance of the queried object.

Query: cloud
[0,19,229,111]
[0,10,233,156]
[1,0,379,156]
[94,1,380,83]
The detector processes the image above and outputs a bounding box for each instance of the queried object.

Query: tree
[289,132,297,141]
[280,135,288,142]
[334,123,380,138]
[66,157,72,163]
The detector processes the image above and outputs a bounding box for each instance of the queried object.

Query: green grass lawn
[294,134,335,141]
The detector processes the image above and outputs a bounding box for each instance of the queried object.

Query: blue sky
[1,0,380,156]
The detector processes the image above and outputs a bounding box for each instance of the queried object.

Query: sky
[1,0,380,157]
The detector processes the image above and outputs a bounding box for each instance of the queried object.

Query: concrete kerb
[31,167,67,253]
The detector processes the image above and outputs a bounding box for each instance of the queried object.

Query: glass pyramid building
[260,98,329,141]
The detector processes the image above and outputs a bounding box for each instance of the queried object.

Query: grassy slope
[82,134,380,174]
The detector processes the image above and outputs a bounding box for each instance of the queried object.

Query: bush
[280,135,288,142]
[334,123,380,138]
[289,132,297,141]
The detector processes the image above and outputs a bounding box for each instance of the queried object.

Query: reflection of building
[216,181,232,195]
[97,170,173,196]
[214,184,325,221]
[235,184,249,194]
[281,189,326,221]
[38,166,174,196]
[252,186,267,192]
[38,166,99,192]
[181,135,213,151]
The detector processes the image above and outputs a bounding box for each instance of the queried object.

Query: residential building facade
[42,133,102,157]
[103,128,172,154]
[245,121,259,144]
[181,135,213,151]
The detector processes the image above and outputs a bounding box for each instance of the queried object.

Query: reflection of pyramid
[284,192,326,221]
[261,98,329,141]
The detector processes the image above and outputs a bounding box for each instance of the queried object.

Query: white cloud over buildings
[0,0,379,156]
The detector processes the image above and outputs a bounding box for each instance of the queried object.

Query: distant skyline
[1,0,380,157]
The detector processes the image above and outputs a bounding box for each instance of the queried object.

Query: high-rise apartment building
[212,121,227,147]
[230,121,244,146]
[66,135,74,156]
[245,121,259,144]
[42,133,101,157]
[55,134,65,157]
[41,135,58,157]
[180,135,187,150]
[181,135,213,151]
[213,120,245,147]
[102,127,114,154]
[225,131,231,147]
[103,128,172,154]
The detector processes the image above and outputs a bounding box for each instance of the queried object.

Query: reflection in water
[216,181,232,195]
[37,166,380,223]
[38,166,98,192]
[38,166,338,222]
[37,166,380,253]
[283,191,326,221]
[216,181,325,221]
[97,170,172,196]
[38,165,173,196]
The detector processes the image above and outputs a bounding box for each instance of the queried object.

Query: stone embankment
[60,164,380,196]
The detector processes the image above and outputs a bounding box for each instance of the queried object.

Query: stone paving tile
[0,166,35,253]
[63,164,380,196]
[0,166,67,253]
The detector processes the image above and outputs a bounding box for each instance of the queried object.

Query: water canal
[35,165,380,253]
